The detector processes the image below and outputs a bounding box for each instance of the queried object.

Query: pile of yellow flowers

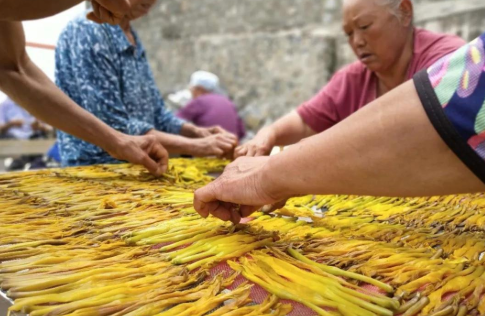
[0,158,485,316]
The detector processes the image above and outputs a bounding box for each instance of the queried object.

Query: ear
[399,0,413,27]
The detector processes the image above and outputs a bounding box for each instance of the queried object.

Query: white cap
[189,71,220,92]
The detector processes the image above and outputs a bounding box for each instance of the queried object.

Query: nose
[352,31,366,48]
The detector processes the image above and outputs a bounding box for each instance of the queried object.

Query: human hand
[234,128,275,158]
[107,134,169,176]
[87,0,131,25]
[194,156,284,224]
[182,123,234,139]
[191,133,237,157]
[206,126,228,135]
[8,119,24,128]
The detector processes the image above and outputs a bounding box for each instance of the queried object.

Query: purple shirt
[177,93,246,139]
[297,28,465,133]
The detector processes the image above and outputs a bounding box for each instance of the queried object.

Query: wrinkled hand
[108,134,169,176]
[261,199,289,214]
[192,125,233,138]
[234,130,275,158]
[191,133,237,157]
[206,126,228,135]
[87,0,131,25]
[194,156,282,224]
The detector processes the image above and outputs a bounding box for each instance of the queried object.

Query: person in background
[193,31,485,224]
[55,1,237,167]
[177,71,246,140]
[0,0,170,176]
[0,97,55,171]
[0,98,52,140]
[235,0,465,158]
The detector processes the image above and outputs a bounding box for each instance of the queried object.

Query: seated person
[177,71,246,140]
[0,98,52,140]
[55,0,236,166]
[235,0,465,158]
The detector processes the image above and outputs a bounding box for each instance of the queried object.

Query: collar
[105,24,145,58]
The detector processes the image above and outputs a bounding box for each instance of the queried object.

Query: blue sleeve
[56,22,153,136]
[153,97,185,134]
[144,66,184,134]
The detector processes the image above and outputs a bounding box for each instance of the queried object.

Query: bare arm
[267,81,483,197]
[0,21,168,175]
[0,21,123,151]
[0,0,130,24]
[0,0,82,21]
[194,80,485,223]
[234,111,316,157]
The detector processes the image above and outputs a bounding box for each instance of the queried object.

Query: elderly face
[343,0,413,73]
[126,0,156,21]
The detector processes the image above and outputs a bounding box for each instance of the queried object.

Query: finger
[86,11,102,23]
[240,205,260,218]
[224,134,238,145]
[229,207,241,225]
[210,126,225,134]
[150,144,169,175]
[212,148,224,157]
[194,185,219,218]
[246,147,256,157]
[234,146,247,158]
[217,141,234,152]
[139,153,160,176]
[210,203,232,222]
[255,148,269,157]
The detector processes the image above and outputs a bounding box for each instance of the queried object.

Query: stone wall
[134,0,485,131]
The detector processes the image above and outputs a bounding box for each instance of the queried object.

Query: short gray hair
[375,0,413,21]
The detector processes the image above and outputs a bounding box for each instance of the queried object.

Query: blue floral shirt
[55,17,184,166]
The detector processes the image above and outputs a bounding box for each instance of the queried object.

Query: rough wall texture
[134,0,485,131]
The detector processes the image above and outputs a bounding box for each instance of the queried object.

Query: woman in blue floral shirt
[55,0,237,166]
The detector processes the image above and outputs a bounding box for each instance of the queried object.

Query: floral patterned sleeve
[413,33,485,183]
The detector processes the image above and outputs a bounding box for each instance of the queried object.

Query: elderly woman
[235,0,465,158]
[55,0,237,166]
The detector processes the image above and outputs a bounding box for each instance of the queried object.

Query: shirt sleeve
[416,34,466,70]
[154,98,185,134]
[146,67,184,134]
[413,33,485,183]
[296,71,345,133]
[59,24,154,136]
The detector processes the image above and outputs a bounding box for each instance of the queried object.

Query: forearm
[0,57,123,153]
[147,130,193,155]
[263,111,316,146]
[265,81,485,199]
[0,0,82,21]
[180,123,199,138]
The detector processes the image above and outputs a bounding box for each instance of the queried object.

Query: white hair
[375,0,413,21]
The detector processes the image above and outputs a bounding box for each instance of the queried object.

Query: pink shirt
[297,28,466,133]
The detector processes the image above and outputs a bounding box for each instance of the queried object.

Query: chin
[363,62,383,73]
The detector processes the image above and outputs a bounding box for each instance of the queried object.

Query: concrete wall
[134,0,485,131]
